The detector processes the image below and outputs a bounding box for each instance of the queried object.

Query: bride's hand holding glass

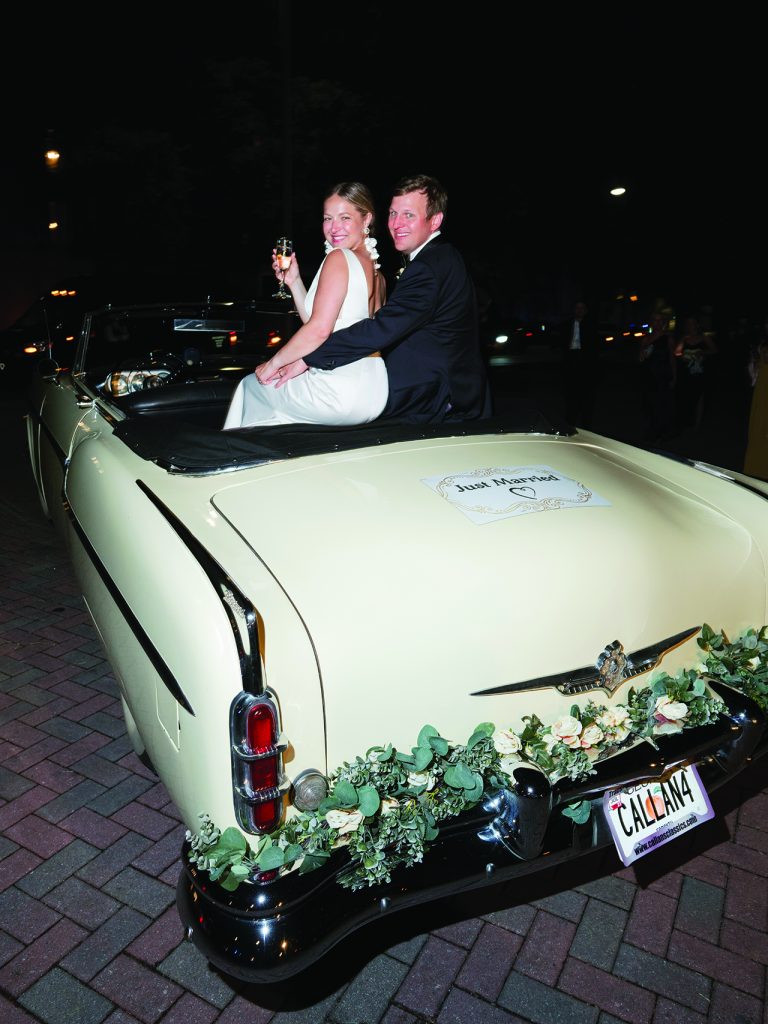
[271,241,299,296]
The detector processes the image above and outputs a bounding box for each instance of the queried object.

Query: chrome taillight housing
[230,691,289,834]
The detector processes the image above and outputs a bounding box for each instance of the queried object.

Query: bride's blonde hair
[325,181,377,237]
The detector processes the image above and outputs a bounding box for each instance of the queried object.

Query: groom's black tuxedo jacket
[303,236,492,423]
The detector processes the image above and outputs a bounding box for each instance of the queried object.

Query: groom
[281,174,491,423]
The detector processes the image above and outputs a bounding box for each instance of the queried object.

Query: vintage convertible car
[25,300,768,983]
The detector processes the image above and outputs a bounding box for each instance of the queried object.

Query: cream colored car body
[27,358,768,839]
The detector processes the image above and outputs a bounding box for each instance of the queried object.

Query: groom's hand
[274,358,308,387]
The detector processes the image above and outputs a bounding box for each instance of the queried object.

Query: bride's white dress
[223,248,388,429]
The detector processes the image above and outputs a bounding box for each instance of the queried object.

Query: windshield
[77,302,299,384]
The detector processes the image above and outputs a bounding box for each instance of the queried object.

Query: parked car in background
[482,319,561,366]
[24,298,768,984]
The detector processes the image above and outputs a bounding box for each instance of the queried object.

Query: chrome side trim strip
[66,510,195,715]
[136,480,263,695]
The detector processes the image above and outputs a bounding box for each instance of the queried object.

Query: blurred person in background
[560,298,601,429]
[675,315,717,431]
[638,311,677,444]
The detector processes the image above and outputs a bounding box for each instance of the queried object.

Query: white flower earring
[363,224,380,268]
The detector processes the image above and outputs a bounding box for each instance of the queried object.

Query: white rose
[551,716,583,748]
[407,770,436,790]
[653,720,684,736]
[499,753,523,775]
[599,707,630,729]
[381,798,400,815]
[598,707,632,742]
[325,808,364,835]
[541,734,559,754]
[494,728,522,755]
[654,695,688,722]
[580,724,604,748]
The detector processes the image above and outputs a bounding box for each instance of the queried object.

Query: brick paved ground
[2,380,766,1024]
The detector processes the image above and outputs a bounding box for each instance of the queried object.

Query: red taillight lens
[246,703,279,827]
[231,693,286,839]
[251,798,280,831]
[246,701,276,753]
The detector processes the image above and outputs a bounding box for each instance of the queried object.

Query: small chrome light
[292,769,328,812]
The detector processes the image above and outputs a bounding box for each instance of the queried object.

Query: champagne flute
[272,237,293,299]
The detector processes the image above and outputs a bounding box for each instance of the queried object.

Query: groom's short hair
[393,175,447,219]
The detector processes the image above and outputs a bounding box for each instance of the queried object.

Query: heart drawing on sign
[510,486,536,499]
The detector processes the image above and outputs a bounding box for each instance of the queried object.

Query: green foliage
[562,800,592,824]
[188,625,768,894]
[699,624,768,709]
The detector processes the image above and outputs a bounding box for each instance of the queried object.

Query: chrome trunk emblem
[596,641,632,694]
[472,626,700,698]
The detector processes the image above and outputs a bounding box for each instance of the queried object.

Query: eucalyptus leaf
[333,780,358,807]
[318,797,340,814]
[299,850,330,874]
[412,746,433,771]
[429,735,449,755]
[466,730,490,750]
[357,785,380,817]
[464,775,484,801]
[445,762,475,790]
[216,827,247,854]
[283,844,304,865]
[257,844,286,871]
[219,872,243,891]
[417,724,439,747]
[562,800,592,825]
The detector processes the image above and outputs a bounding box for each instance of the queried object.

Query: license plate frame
[602,763,714,867]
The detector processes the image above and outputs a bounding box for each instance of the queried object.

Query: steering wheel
[139,350,187,387]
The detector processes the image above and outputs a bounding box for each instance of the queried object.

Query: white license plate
[602,763,714,867]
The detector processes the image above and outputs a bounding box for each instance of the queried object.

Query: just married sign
[421,465,611,524]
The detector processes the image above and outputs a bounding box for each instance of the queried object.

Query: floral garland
[187,624,767,893]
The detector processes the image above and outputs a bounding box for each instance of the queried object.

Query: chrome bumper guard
[177,679,765,983]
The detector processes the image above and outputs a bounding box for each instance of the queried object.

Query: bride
[223,182,388,429]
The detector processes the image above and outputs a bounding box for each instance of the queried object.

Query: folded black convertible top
[114,408,571,474]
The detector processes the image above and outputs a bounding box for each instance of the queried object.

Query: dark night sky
[2,10,764,328]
